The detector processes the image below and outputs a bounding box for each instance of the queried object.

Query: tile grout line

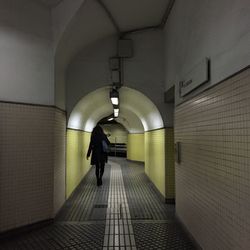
[103,161,137,250]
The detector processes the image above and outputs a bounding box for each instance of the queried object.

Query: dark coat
[87,133,110,165]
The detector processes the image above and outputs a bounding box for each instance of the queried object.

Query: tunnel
[66,86,169,199]
[0,0,250,249]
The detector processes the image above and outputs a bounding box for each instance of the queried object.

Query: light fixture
[110,89,119,105]
[108,117,114,121]
[114,108,119,117]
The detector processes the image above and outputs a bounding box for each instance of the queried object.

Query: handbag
[102,140,109,153]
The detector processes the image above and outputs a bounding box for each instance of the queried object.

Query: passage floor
[0,158,196,249]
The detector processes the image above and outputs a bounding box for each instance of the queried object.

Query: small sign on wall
[179,58,210,97]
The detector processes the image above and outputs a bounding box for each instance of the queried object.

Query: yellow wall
[66,129,91,198]
[102,124,128,144]
[127,134,144,162]
[145,129,165,197]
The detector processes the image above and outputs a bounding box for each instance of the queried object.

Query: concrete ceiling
[68,86,163,133]
[55,0,174,109]
[36,0,63,8]
[55,0,172,70]
[102,0,171,31]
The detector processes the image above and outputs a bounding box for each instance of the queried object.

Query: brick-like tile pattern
[0,222,105,250]
[0,158,196,249]
[175,68,250,249]
[0,102,66,232]
[56,165,110,222]
[133,221,195,250]
[145,129,166,198]
[53,110,66,215]
[127,134,144,162]
[119,158,175,221]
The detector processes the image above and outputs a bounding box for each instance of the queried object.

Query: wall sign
[179,58,210,97]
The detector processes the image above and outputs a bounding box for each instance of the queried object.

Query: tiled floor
[0,158,196,249]
[103,161,136,249]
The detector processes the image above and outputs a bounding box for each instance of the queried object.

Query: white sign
[180,58,210,97]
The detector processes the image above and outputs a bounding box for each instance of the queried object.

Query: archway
[66,86,169,199]
[68,86,163,132]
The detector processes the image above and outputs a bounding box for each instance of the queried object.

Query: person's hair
[92,124,104,138]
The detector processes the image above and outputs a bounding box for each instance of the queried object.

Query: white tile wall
[0,102,66,232]
[53,110,66,215]
[175,68,250,249]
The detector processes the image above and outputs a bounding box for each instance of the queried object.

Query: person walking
[87,124,110,186]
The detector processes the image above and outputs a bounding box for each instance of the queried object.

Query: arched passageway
[1,0,249,249]
[66,86,174,202]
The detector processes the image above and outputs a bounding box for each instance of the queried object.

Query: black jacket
[87,133,110,165]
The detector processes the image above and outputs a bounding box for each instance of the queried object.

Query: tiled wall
[165,128,175,201]
[66,129,91,198]
[145,129,166,197]
[127,134,144,162]
[0,102,66,232]
[175,68,250,249]
[53,110,66,215]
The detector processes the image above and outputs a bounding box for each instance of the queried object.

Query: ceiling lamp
[114,108,119,118]
[110,88,119,105]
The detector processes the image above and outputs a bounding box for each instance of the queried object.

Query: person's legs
[99,162,105,185]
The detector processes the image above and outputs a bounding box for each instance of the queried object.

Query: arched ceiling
[55,0,116,72]
[68,86,164,133]
[35,0,63,8]
[54,0,174,109]
[55,0,172,72]
[101,0,170,31]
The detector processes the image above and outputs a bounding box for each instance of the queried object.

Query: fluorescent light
[110,89,119,105]
[111,97,119,105]
[108,117,114,121]
[114,108,119,117]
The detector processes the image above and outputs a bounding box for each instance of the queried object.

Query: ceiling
[55,0,172,69]
[36,0,63,8]
[68,86,163,133]
[55,0,174,110]
[102,0,171,32]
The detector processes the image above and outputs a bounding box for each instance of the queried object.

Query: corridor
[0,158,195,249]
[1,0,250,249]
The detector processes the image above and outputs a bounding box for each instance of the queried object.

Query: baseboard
[0,219,54,241]
[126,159,144,165]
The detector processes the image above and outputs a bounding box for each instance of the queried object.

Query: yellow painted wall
[102,124,128,144]
[145,129,165,197]
[66,129,91,198]
[127,134,144,162]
